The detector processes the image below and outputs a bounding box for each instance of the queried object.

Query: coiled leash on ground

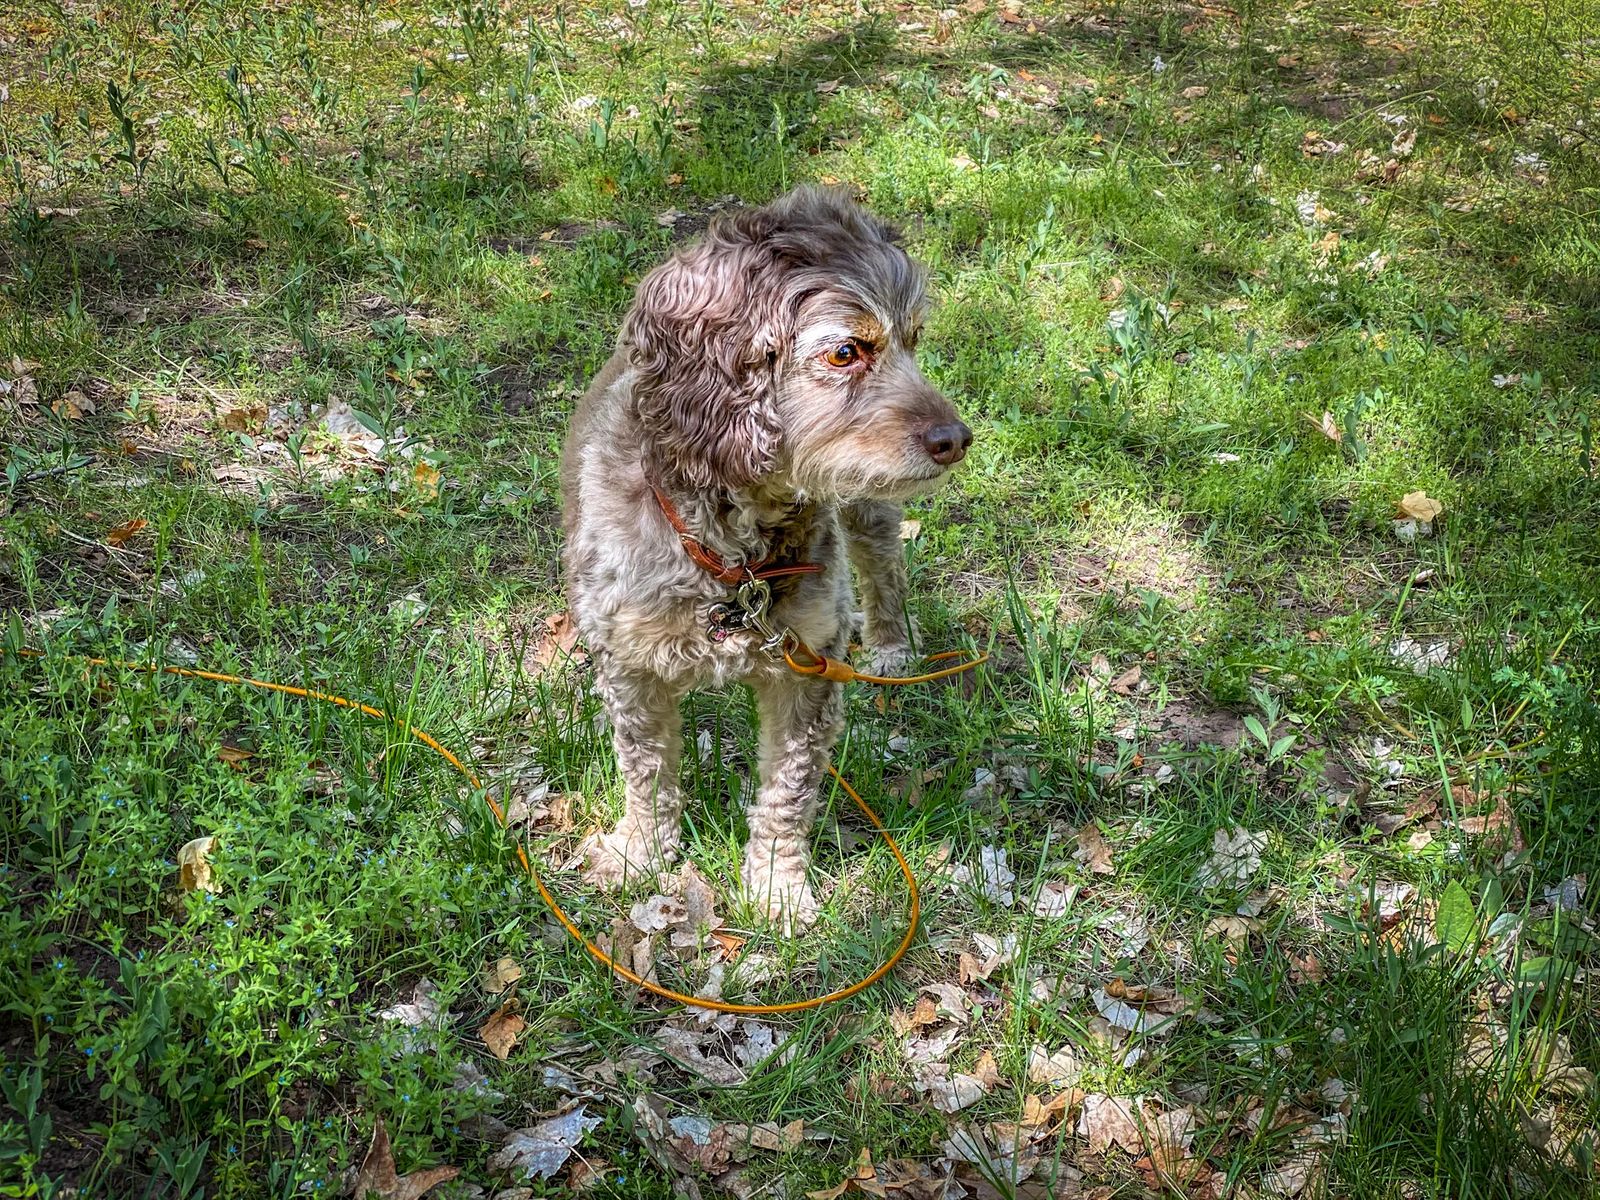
[10,639,984,1014]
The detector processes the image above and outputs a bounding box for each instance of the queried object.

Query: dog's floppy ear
[622,208,792,490]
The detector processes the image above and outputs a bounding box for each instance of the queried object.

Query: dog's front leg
[583,656,689,890]
[841,499,916,675]
[744,670,845,933]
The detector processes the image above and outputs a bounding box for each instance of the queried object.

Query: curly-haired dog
[560,186,971,931]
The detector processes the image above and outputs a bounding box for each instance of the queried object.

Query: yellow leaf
[105,518,148,547]
[1397,490,1444,522]
[177,836,220,894]
[411,461,441,500]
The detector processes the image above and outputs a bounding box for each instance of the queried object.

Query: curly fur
[559,186,970,931]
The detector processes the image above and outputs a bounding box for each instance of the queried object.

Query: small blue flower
[84,1047,94,1056]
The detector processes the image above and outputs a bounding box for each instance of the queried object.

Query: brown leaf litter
[343,1115,459,1200]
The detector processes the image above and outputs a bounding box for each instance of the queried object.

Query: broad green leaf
[1516,956,1558,984]
[1435,879,1476,954]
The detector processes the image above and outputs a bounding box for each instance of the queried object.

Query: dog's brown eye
[823,341,860,367]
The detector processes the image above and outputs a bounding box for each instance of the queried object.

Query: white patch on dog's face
[774,291,968,501]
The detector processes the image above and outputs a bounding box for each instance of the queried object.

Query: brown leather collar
[649,481,823,588]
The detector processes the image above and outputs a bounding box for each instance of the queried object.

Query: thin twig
[19,459,93,485]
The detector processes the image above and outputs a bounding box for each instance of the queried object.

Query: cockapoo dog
[560,186,971,930]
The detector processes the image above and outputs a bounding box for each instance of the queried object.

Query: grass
[2,0,1599,1197]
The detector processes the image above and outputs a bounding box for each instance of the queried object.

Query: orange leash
[8,643,983,1014]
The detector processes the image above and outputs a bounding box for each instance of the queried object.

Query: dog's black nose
[922,421,973,466]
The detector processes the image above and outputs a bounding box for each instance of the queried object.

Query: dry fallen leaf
[1195,827,1267,888]
[480,1000,526,1061]
[490,1107,602,1180]
[1139,1106,1199,1182]
[1301,130,1346,156]
[482,956,523,995]
[1075,823,1115,875]
[1078,1093,1144,1154]
[1031,879,1077,918]
[1093,981,1191,1038]
[177,836,220,894]
[1455,791,1525,853]
[1028,1044,1083,1088]
[1262,1148,1322,1196]
[51,389,95,420]
[219,404,265,432]
[1304,410,1341,442]
[972,1049,1002,1089]
[216,744,254,767]
[806,1147,878,1200]
[529,611,583,674]
[377,978,443,1028]
[1108,664,1142,695]
[1289,952,1326,985]
[1022,1087,1082,1130]
[105,518,149,547]
[899,518,922,540]
[710,929,746,960]
[1397,490,1444,523]
[1204,914,1261,945]
[345,1116,460,1200]
[734,1118,806,1153]
[657,1115,734,1174]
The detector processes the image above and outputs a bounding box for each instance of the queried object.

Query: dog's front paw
[583,827,676,891]
[862,644,915,678]
[743,853,821,935]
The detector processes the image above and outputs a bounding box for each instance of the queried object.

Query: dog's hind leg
[583,657,690,890]
[841,499,916,675]
[743,671,845,933]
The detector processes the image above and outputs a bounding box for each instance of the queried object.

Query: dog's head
[622,186,971,501]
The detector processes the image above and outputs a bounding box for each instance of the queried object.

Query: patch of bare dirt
[1145,696,1245,752]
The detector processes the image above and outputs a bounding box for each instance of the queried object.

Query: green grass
[2,0,1599,1197]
